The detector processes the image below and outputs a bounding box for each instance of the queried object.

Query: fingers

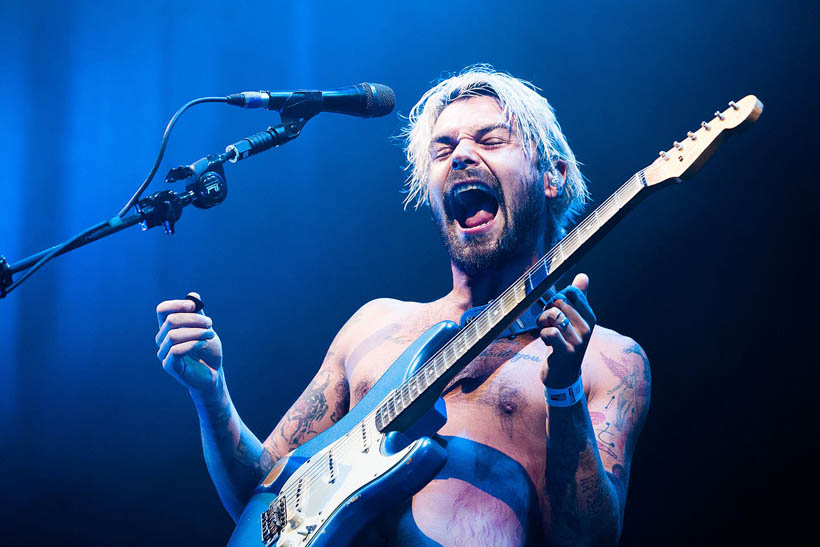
[563,285,596,327]
[572,273,589,294]
[186,292,205,314]
[161,341,207,377]
[156,327,215,362]
[156,298,198,328]
[155,312,213,346]
[537,274,596,352]
[538,306,583,346]
[539,326,572,355]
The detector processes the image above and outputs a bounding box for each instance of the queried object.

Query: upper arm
[261,299,391,461]
[585,331,651,500]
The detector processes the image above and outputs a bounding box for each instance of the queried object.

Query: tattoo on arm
[272,368,350,451]
[281,372,330,446]
[594,343,651,461]
[331,378,350,423]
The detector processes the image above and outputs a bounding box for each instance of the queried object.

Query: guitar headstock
[643,94,763,186]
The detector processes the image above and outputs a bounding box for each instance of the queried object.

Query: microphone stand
[1,107,313,298]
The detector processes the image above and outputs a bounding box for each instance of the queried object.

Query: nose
[450,139,479,171]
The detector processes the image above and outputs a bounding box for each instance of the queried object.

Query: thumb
[186,291,205,315]
[572,273,589,294]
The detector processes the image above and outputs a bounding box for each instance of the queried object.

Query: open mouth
[449,181,500,231]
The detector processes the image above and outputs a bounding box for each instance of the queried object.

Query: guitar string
[388,168,651,411]
[381,172,645,434]
[272,408,381,513]
[269,115,734,516]
[268,164,663,512]
[272,112,740,514]
[271,169,649,507]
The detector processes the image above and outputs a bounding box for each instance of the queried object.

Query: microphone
[226,83,395,118]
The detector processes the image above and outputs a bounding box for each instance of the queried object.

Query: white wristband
[545,375,585,407]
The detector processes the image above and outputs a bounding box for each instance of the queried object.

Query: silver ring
[558,314,571,331]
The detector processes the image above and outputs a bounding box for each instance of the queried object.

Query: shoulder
[584,326,651,398]
[331,297,426,354]
[345,297,425,328]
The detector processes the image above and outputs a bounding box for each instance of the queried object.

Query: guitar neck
[375,168,656,433]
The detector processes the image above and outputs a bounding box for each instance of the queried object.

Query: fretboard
[374,170,648,433]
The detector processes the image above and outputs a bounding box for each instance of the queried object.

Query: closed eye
[432,146,453,160]
[481,138,506,146]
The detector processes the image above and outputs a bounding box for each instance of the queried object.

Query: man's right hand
[155,292,223,398]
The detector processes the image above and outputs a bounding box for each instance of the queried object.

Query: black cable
[3,96,228,297]
[3,220,109,295]
[116,96,228,217]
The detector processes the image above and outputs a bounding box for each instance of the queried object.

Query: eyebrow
[431,122,513,145]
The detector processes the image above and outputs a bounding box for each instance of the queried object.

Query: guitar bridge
[261,495,287,546]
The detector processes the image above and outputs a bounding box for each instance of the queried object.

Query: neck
[447,247,541,313]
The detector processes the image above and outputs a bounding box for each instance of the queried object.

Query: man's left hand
[537,273,597,388]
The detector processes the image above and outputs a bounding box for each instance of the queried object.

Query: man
[155,66,650,546]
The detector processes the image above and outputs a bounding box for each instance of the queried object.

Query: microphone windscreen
[365,83,395,117]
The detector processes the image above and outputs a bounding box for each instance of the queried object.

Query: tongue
[463,209,495,228]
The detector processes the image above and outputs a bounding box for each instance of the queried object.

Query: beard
[432,167,548,277]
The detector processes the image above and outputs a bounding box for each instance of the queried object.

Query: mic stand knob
[135,190,187,235]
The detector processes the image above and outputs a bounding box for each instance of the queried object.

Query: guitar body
[227,321,458,547]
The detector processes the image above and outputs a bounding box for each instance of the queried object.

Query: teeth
[453,183,493,198]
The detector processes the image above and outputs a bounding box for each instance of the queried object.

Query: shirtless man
[155,66,650,546]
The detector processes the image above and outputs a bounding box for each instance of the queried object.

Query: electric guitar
[227,95,763,546]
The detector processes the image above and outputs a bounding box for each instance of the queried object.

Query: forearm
[191,371,274,521]
[545,400,622,546]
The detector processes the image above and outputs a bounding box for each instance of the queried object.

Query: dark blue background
[1,1,817,545]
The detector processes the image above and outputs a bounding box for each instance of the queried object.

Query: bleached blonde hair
[401,64,588,235]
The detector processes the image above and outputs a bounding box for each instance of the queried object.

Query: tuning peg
[659,150,669,160]
[687,131,697,140]
[714,110,726,121]
[701,121,711,130]
[728,101,739,110]
[673,141,683,150]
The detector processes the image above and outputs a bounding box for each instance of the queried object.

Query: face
[428,96,548,276]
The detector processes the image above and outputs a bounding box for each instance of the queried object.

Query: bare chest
[344,322,550,478]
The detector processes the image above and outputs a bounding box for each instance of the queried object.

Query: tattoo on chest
[479,346,543,364]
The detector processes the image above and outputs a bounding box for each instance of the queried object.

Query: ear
[543,159,568,199]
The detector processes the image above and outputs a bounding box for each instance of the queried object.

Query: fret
[387,394,397,418]
[544,256,554,277]
[419,367,430,389]
[433,358,442,377]
[479,312,491,337]
[455,334,466,356]
[488,302,501,325]
[567,229,581,254]
[466,322,478,345]
[444,343,456,365]
[501,290,515,313]
[529,264,546,288]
